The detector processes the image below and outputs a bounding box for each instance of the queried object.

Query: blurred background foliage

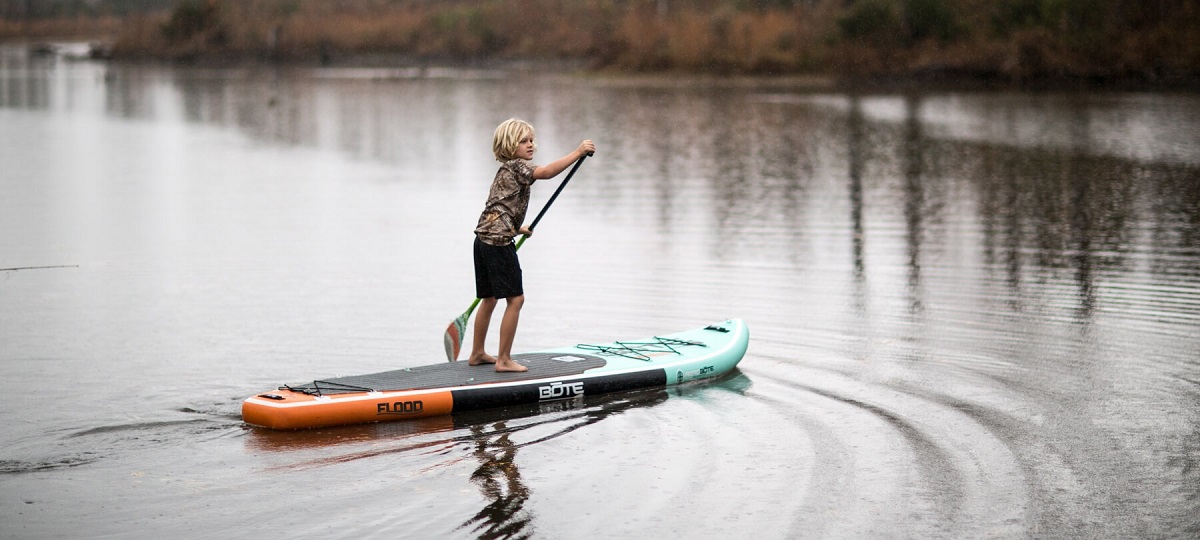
[2,0,1197,84]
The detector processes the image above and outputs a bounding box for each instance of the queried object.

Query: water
[2,44,1199,538]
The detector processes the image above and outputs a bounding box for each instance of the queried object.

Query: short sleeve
[507,159,536,186]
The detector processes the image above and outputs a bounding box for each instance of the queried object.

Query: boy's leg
[494,295,528,373]
[469,297,498,365]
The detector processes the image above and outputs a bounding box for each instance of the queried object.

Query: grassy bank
[6,0,1200,87]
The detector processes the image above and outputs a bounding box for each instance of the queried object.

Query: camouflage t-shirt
[474,159,537,246]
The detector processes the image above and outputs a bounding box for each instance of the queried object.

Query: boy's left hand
[519,225,533,237]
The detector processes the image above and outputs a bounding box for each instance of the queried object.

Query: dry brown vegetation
[5,0,1199,86]
[0,15,122,40]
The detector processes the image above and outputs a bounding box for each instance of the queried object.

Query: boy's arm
[532,140,595,180]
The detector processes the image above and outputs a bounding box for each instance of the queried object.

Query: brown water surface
[2,45,1199,538]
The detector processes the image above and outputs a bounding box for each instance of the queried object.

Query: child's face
[515,131,536,160]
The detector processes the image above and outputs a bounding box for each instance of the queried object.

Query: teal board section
[447,318,748,411]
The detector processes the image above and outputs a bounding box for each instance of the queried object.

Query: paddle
[443,152,591,361]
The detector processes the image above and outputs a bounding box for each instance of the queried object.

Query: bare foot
[494,358,528,373]
[468,352,497,366]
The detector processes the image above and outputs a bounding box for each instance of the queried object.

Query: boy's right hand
[578,140,596,157]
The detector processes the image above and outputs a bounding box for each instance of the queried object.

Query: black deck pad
[284,352,608,395]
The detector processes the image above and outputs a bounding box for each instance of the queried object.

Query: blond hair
[492,118,535,162]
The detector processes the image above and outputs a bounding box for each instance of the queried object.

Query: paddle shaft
[0,265,77,272]
[515,152,590,250]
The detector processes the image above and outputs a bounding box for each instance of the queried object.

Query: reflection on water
[462,421,532,540]
[456,389,671,539]
[3,44,1200,538]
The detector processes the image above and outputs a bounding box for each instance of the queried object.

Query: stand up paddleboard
[242,319,748,430]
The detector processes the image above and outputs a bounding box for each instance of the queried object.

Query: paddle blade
[443,313,469,361]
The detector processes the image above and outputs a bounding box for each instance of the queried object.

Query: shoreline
[5,37,1197,94]
[5,0,1199,93]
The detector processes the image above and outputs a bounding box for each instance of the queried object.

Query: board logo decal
[538,381,584,400]
[377,400,424,415]
[678,365,716,384]
[551,355,587,363]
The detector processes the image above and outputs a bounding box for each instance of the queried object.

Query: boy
[470,118,595,372]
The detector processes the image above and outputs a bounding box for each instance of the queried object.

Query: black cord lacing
[575,336,706,362]
[281,380,375,397]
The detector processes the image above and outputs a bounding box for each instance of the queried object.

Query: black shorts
[474,236,523,299]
